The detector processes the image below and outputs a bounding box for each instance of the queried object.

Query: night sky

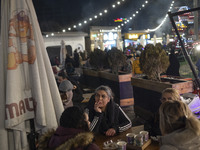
[32,0,192,34]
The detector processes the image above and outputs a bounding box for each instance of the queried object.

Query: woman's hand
[94,102,102,113]
[105,128,116,136]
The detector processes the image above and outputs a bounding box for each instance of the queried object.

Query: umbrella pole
[28,119,37,150]
[168,9,200,89]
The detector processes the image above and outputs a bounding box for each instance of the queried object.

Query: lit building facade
[90,26,122,51]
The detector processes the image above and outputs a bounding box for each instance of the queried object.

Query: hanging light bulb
[104,9,107,13]
[62,29,66,32]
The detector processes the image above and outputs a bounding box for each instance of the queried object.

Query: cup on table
[139,131,149,142]
[117,141,127,150]
[126,133,135,145]
[135,134,143,146]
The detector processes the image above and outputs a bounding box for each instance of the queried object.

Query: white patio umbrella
[0,0,64,150]
[116,35,121,50]
[60,40,67,68]
[140,35,145,47]
[153,34,157,46]
[166,34,170,45]
[94,37,98,49]
[99,36,104,50]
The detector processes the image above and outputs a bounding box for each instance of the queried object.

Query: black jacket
[85,97,132,135]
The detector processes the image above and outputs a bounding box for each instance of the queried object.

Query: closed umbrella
[94,37,98,49]
[166,34,170,45]
[0,0,64,150]
[60,40,67,68]
[153,34,157,46]
[116,35,121,50]
[140,35,145,47]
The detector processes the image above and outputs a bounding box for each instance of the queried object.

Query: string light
[148,1,174,32]
[45,0,173,38]
[45,0,127,37]
[111,0,173,31]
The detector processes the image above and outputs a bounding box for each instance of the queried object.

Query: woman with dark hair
[38,106,100,150]
[159,100,200,150]
[85,85,132,137]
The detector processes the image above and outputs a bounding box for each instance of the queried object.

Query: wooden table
[94,125,159,150]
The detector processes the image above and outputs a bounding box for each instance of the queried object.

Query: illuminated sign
[175,22,187,31]
[129,34,138,39]
[125,33,148,40]
[92,34,97,37]
[114,18,127,22]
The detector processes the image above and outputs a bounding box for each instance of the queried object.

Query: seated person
[159,100,200,149]
[160,88,181,103]
[143,88,182,136]
[59,80,74,109]
[85,85,132,137]
[57,71,84,103]
[38,106,100,150]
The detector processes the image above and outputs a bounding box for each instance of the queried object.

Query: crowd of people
[38,85,200,150]
[39,46,200,150]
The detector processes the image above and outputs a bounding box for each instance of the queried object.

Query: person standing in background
[166,46,180,76]
[74,49,80,68]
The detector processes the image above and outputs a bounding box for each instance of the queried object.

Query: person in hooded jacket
[38,106,100,150]
[159,100,200,150]
[85,85,132,137]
